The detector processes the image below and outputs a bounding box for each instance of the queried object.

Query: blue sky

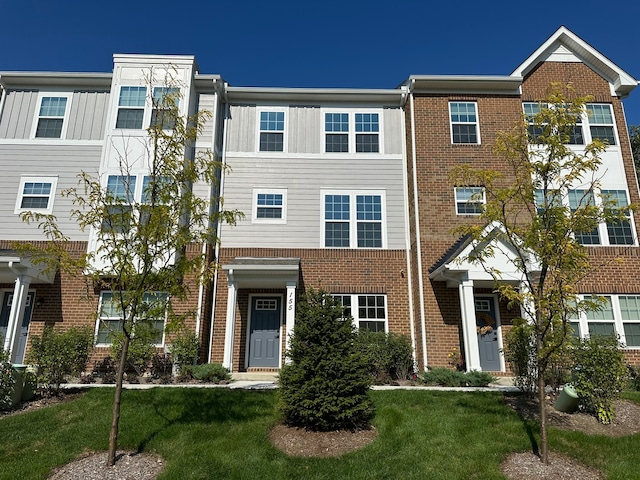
[2,0,640,126]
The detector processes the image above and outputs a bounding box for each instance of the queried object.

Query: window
[151,87,180,129]
[572,294,640,348]
[14,177,58,214]
[619,296,640,347]
[96,291,167,345]
[34,95,70,138]
[102,175,136,233]
[602,190,633,245]
[568,190,600,245]
[259,111,285,152]
[455,187,484,215]
[449,102,479,144]
[323,191,385,248]
[587,104,616,145]
[324,111,381,153]
[333,294,387,332]
[585,295,616,337]
[116,86,147,129]
[252,189,287,223]
[523,102,616,146]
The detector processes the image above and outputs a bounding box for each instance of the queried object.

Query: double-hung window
[96,291,167,345]
[116,86,147,129]
[14,176,58,214]
[324,112,380,153]
[151,87,180,129]
[252,188,287,223]
[449,102,479,144]
[259,111,285,152]
[34,94,71,138]
[568,189,601,245]
[103,175,136,233]
[602,190,634,245]
[587,104,616,145]
[572,294,640,348]
[619,296,640,347]
[455,187,484,215]
[333,294,387,332]
[323,191,384,248]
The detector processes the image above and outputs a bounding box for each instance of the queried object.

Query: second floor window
[323,192,384,248]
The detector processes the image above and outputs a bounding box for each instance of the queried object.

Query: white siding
[219,155,406,249]
[384,107,403,155]
[288,105,321,154]
[67,91,110,140]
[0,144,102,240]
[0,90,38,139]
[226,104,256,152]
[195,93,216,150]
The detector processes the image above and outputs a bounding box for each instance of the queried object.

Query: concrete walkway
[62,374,520,393]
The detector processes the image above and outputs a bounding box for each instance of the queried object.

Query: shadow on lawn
[503,392,540,456]
[135,388,275,451]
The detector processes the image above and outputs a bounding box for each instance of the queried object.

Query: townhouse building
[0,26,638,374]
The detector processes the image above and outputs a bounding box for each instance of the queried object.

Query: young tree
[450,83,630,464]
[630,125,640,176]
[278,289,374,431]
[19,75,241,466]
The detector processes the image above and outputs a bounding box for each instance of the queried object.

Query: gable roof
[511,26,638,97]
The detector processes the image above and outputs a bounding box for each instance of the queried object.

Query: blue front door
[1,291,34,363]
[475,296,501,371]
[248,297,281,368]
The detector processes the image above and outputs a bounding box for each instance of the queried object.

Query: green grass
[1,388,639,479]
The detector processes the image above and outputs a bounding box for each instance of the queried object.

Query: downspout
[207,82,229,363]
[399,88,418,367]
[194,82,221,339]
[409,81,429,370]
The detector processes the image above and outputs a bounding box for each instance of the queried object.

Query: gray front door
[1,291,35,363]
[475,296,501,371]
[248,297,281,368]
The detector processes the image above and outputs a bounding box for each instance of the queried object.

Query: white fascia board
[226,86,405,105]
[511,26,637,97]
[0,72,112,89]
[401,75,522,95]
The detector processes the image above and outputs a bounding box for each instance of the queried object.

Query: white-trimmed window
[523,102,617,146]
[96,291,167,345]
[258,110,285,152]
[151,87,180,129]
[33,94,72,139]
[324,111,381,153]
[14,176,58,214]
[252,188,287,224]
[333,294,387,332]
[449,102,479,144]
[571,295,640,348]
[116,86,147,129]
[322,191,385,248]
[455,187,485,215]
[102,175,137,233]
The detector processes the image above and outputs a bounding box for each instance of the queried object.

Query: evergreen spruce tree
[278,289,374,431]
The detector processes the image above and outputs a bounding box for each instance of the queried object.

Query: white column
[459,278,481,371]
[284,282,296,364]
[222,272,237,371]
[5,275,30,362]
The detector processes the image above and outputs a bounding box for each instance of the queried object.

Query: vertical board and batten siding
[225,104,256,152]
[195,93,216,150]
[0,144,102,240]
[0,90,38,139]
[383,107,403,155]
[219,155,406,249]
[288,105,321,154]
[66,91,110,140]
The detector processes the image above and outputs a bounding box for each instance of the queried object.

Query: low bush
[0,343,15,409]
[628,365,640,391]
[110,330,156,377]
[183,363,230,383]
[572,334,628,424]
[27,326,94,394]
[503,318,536,396]
[356,330,415,384]
[167,330,199,374]
[151,353,173,381]
[420,367,495,387]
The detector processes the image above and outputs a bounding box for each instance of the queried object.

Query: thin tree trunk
[538,371,548,464]
[107,334,130,467]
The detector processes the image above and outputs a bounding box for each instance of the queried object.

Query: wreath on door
[476,312,495,335]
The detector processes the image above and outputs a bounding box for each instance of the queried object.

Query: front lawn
[1,389,639,479]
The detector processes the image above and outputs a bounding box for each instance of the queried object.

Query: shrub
[110,331,156,377]
[572,334,628,424]
[356,330,415,384]
[278,289,374,431]
[628,365,640,391]
[186,363,230,383]
[0,342,15,410]
[167,330,199,374]
[503,318,536,396]
[27,326,94,395]
[151,353,173,381]
[92,356,117,383]
[420,367,495,387]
